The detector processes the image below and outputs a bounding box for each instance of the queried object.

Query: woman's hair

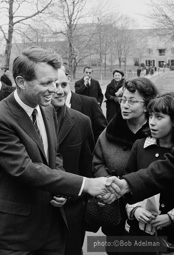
[13,46,62,82]
[147,93,174,121]
[124,77,158,107]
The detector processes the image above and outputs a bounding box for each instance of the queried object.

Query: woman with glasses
[93,77,158,255]
[105,69,125,122]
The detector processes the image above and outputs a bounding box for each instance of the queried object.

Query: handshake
[83,176,130,204]
[50,176,131,208]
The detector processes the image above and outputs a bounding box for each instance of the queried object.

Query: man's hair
[83,66,92,72]
[13,46,62,81]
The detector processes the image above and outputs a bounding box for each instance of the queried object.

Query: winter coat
[105,78,125,122]
[93,112,149,236]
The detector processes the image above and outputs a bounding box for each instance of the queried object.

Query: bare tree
[0,0,53,68]
[112,15,137,73]
[49,0,89,77]
[148,0,174,36]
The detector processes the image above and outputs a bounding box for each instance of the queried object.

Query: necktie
[32,109,43,142]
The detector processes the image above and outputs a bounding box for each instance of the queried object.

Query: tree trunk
[4,0,14,68]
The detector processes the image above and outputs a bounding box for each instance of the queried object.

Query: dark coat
[0,93,83,251]
[105,78,125,122]
[124,148,174,204]
[71,92,107,143]
[0,82,15,101]
[55,105,95,255]
[74,78,103,106]
[0,74,12,86]
[125,138,174,245]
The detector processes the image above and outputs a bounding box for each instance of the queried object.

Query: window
[158,49,166,56]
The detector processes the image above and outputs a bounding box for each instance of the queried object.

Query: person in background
[74,66,103,106]
[93,77,158,255]
[0,81,15,101]
[51,68,95,255]
[105,69,125,122]
[125,93,174,255]
[137,66,142,77]
[62,67,107,143]
[0,46,119,255]
[0,68,13,86]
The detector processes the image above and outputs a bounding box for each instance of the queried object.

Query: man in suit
[51,68,95,255]
[0,68,13,86]
[0,81,15,101]
[0,46,119,254]
[74,66,103,106]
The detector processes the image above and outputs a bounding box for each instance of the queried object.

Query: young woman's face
[120,89,146,121]
[149,112,173,141]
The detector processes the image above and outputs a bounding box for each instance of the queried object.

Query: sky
[86,0,155,29]
[111,0,153,28]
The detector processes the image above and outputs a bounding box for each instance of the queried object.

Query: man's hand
[83,176,120,198]
[106,177,131,198]
[50,196,67,207]
[84,76,89,86]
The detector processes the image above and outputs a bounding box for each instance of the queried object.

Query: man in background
[51,68,94,255]
[62,66,107,143]
[0,81,15,101]
[74,66,103,106]
[0,68,13,86]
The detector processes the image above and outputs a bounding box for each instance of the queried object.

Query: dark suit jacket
[55,106,95,255]
[71,92,107,143]
[74,78,103,105]
[0,93,83,251]
[0,82,15,101]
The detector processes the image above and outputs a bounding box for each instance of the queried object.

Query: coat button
[161,204,165,208]
[155,153,159,157]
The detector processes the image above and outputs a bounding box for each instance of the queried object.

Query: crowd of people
[0,46,174,255]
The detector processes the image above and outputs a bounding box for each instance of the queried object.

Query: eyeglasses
[118,97,144,105]
[85,72,91,74]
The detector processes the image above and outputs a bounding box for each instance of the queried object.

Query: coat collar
[144,137,157,148]
[106,111,148,148]
[56,105,75,145]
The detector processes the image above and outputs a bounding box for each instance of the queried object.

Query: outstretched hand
[106,176,131,198]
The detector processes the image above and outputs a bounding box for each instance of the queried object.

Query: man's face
[84,68,92,79]
[51,69,70,109]
[16,62,58,108]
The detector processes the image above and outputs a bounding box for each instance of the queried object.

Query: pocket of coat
[0,199,31,216]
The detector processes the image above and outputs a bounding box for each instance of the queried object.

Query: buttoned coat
[54,105,95,255]
[74,78,103,106]
[71,92,107,143]
[0,93,83,251]
[125,138,174,245]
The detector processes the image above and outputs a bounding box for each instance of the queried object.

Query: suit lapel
[8,94,47,163]
[58,107,75,145]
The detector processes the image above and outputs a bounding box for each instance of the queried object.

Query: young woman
[125,93,174,255]
[93,77,158,255]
